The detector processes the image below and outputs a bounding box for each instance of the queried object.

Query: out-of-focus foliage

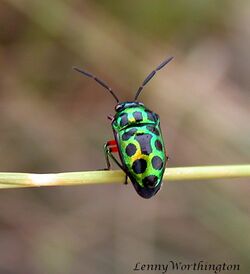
[0,0,249,273]
[96,0,231,43]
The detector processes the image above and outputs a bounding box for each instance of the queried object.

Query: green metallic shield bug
[74,56,173,198]
[112,102,167,198]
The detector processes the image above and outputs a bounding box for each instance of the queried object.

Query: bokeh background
[0,0,250,273]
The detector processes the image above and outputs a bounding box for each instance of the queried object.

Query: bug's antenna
[134,56,174,101]
[73,67,119,103]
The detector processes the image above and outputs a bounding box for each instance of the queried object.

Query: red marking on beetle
[107,140,117,146]
[110,147,118,152]
[107,139,118,153]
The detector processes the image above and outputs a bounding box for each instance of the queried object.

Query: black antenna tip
[72,65,120,103]
[134,55,174,101]
[72,66,81,72]
[73,66,82,73]
[73,66,92,78]
[156,56,174,70]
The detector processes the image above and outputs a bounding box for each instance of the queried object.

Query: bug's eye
[115,104,123,112]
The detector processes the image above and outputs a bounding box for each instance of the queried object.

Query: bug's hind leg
[124,174,128,185]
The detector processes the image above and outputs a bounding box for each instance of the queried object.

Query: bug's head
[115,101,144,113]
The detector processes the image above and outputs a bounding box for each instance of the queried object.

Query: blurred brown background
[0,0,250,273]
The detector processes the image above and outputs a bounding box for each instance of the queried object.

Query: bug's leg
[103,140,130,185]
[107,115,114,122]
[103,140,119,170]
[107,151,129,185]
[103,143,111,170]
[124,175,128,185]
[165,148,170,163]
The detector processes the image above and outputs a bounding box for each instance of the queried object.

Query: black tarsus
[134,56,174,101]
[73,66,119,103]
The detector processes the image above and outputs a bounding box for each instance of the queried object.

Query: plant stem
[0,165,249,189]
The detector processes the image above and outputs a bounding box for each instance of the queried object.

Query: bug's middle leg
[103,140,129,184]
[103,140,120,170]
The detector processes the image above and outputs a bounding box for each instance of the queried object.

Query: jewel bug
[74,56,173,198]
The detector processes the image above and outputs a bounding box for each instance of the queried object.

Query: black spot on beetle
[133,111,143,122]
[155,140,163,151]
[120,113,128,127]
[122,128,137,141]
[147,125,160,136]
[142,175,158,188]
[125,143,137,156]
[135,134,152,155]
[152,156,163,170]
[132,159,147,174]
[147,112,155,121]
